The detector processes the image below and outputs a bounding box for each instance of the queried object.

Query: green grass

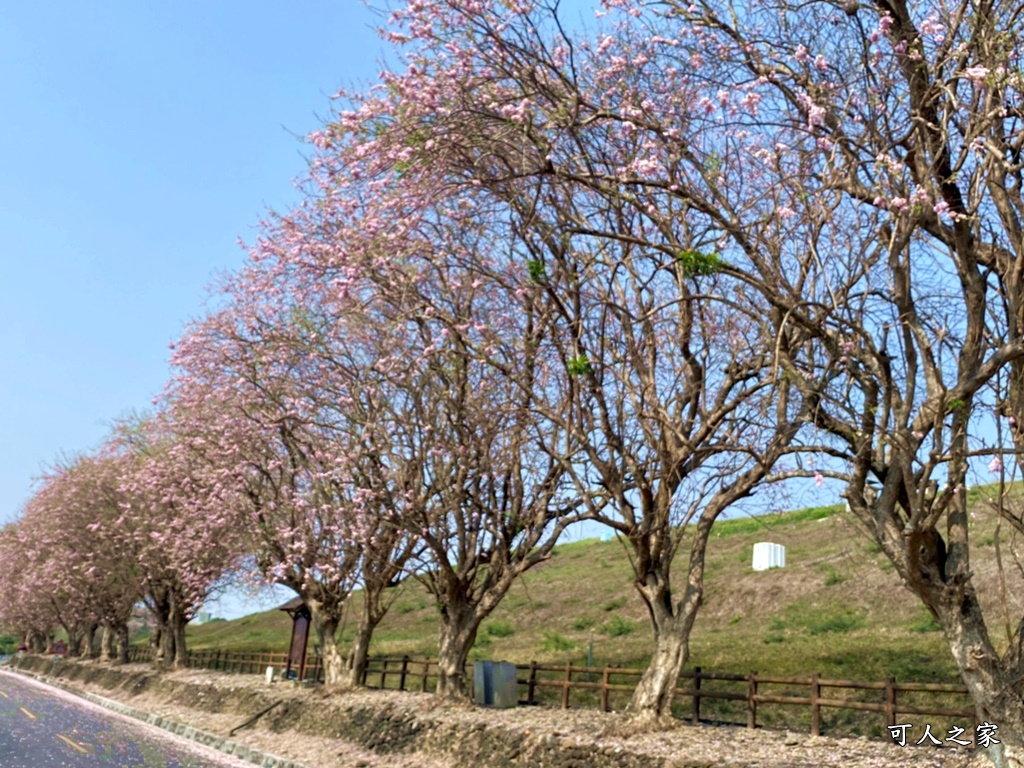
[485,620,515,638]
[908,612,942,633]
[807,611,865,636]
[598,615,636,637]
[541,632,576,653]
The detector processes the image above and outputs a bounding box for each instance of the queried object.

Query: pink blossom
[989,456,1003,474]
[964,66,990,84]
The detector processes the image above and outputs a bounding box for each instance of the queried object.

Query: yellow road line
[55,734,91,754]
[18,706,37,720]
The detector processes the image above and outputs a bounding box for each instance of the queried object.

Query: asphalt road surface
[0,669,255,768]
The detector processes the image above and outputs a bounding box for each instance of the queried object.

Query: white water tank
[752,542,786,571]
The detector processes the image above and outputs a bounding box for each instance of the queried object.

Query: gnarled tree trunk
[911,569,1024,767]
[627,572,703,721]
[112,623,130,665]
[100,623,116,662]
[168,598,189,669]
[436,599,481,700]
[66,625,83,658]
[85,623,101,659]
[347,607,374,688]
[307,597,345,687]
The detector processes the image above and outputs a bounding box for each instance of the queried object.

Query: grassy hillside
[176,490,1023,689]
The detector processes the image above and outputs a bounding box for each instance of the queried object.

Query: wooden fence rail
[124,648,976,740]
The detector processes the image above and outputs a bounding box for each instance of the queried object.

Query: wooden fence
[124,648,976,741]
[360,658,976,740]
[126,646,324,682]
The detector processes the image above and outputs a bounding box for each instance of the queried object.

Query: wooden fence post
[811,673,821,736]
[747,672,757,729]
[420,659,429,692]
[380,658,388,689]
[692,667,702,725]
[601,667,610,713]
[528,661,538,705]
[400,656,409,692]
[884,676,896,728]
[561,662,572,709]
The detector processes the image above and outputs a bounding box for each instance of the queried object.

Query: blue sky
[0,1,409,617]
[0,1,390,518]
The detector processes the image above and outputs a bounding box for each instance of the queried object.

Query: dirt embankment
[8,655,982,768]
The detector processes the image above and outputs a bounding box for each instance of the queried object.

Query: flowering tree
[627,0,1024,759]
[296,0,816,716]
[377,241,586,700]
[111,415,246,669]
[0,523,59,653]
[164,258,435,687]
[17,454,143,663]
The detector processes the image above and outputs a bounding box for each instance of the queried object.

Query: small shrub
[768,617,788,631]
[541,632,576,652]
[824,569,847,587]
[728,615,743,625]
[571,616,592,631]
[602,597,626,612]
[485,620,515,638]
[807,611,865,636]
[598,615,635,637]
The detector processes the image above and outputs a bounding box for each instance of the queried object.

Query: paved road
[0,669,253,767]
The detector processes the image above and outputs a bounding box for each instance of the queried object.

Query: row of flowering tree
[328,0,1021,763]
[0,425,244,667]
[1,0,1021,765]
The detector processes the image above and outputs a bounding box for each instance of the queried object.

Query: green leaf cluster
[677,249,724,277]
[566,355,593,376]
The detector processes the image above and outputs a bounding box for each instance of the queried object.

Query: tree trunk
[29,630,46,654]
[627,516,709,721]
[307,598,345,687]
[113,623,130,665]
[627,619,689,720]
[436,602,481,700]
[147,586,171,665]
[85,624,101,659]
[66,625,83,658]
[930,588,1024,767]
[100,624,116,662]
[348,610,374,688]
[169,600,189,669]
[150,622,164,663]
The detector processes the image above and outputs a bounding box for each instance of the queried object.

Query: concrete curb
[4,665,311,768]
